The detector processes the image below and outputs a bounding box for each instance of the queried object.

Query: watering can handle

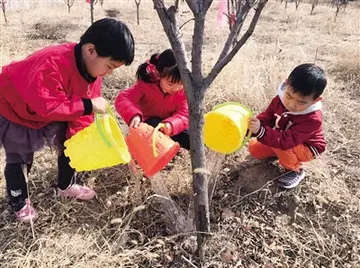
[95,104,116,148]
[106,105,116,118]
[241,109,254,148]
[152,123,166,157]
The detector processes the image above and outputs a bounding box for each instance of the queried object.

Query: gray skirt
[0,116,66,164]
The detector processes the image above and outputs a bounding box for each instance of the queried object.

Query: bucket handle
[95,105,116,148]
[152,123,166,157]
[241,127,253,148]
[241,109,254,149]
[211,101,251,112]
[211,102,254,149]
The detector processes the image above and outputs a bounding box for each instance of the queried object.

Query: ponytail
[136,53,160,82]
[136,49,181,84]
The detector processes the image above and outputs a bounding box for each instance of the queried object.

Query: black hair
[287,63,327,99]
[79,18,135,65]
[136,49,181,83]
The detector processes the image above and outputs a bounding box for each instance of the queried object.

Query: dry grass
[0,0,360,267]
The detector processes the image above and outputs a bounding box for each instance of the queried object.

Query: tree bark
[188,89,209,257]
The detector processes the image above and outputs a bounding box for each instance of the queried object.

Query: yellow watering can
[64,106,131,172]
[203,102,253,154]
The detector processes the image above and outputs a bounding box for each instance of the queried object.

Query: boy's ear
[313,96,323,103]
[83,43,98,58]
[284,78,289,85]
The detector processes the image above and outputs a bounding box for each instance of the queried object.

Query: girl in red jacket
[249,64,327,189]
[0,18,135,222]
[115,49,190,149]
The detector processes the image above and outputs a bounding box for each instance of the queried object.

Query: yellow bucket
[203,102,253,154]
[64,107,131,171]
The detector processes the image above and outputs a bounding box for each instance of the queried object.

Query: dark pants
[145,117,190,150]
[4,151,75,211]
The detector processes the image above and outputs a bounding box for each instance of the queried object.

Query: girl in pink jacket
[115,49,190,149]
[0,18,135,222]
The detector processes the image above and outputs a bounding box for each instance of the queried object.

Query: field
[0,0,359,267]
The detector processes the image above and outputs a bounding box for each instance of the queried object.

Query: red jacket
[115,80,189,135]
[255,85,326,157]
[0,43,102,138]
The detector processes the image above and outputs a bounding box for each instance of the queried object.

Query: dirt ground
[0,0,359,267]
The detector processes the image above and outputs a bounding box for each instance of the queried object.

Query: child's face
[159,77,183,94]
[283,80,321,113]
[83,44,124,77]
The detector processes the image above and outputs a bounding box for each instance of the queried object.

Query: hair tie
[146,62,161,81]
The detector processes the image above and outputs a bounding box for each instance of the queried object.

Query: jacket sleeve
[255,115,322,150]
[163,94,189,135]
[115,81,145,125]
[21,58,85,121]
[256,97,277,127]
[66,114,95,139]
[66,78,102,139]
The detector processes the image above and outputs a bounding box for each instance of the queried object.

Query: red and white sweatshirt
[255,83,326,157]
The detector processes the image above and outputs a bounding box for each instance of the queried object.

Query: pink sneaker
[15,200,38,223]
[58,184,96,200]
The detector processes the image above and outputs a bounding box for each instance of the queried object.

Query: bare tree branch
[186,0,207,84]
[179,18,195,30]
[0,0,8,24]
[192,13,206,83]
[203,0,268,89]
[185,0,198,13]
[204,0,214,12]
[152,0,193,101]
[217,0,254,64]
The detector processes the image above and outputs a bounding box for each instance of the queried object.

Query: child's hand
[249,116,261,134]
[130,115,141,128]
[91,97,108,114]
[161,123,172,136]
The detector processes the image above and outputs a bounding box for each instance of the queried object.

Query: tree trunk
[1,3,7,24]
[68,5,71,14]
[188,88,210,260]
[335,6,340,17]
[90,0,94,24]
[151,0,268,262]
[136,4,140,25]
[310,4,315,14]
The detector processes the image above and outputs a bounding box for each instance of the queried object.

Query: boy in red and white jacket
[249,64,327,189]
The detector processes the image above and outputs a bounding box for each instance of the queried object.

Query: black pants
[4,152,75,211]
[145,117,190,150]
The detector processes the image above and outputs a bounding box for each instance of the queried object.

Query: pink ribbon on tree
[217,0,227,27]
